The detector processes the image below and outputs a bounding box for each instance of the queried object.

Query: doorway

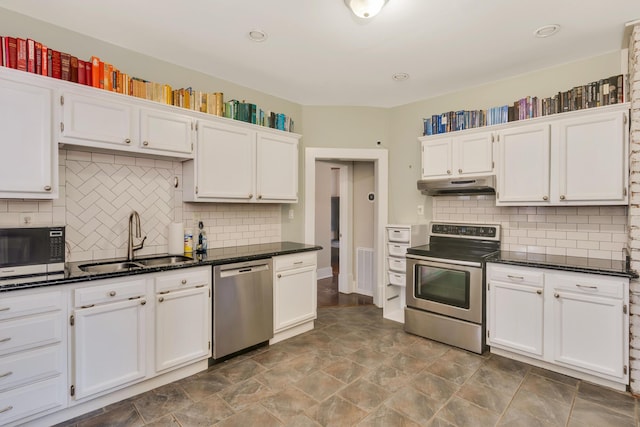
[305,148,388,308]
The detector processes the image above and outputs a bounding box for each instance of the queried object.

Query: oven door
[406,255,483,324]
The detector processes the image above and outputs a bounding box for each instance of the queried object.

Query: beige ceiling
[1,0,639,107]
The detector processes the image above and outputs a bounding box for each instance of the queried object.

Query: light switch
[417,205,424,215]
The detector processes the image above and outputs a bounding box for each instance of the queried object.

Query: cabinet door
[496,124,550,204]
[551,290,625,380]
[256,133,298,202]
[139,108,193,156]
[557,110,627,203]
[196,120,255,200]
[274,265,317,332]
[421,138,453,178]
[488,280,544,357]
[72,298,146,400]
[155,286,210,372]
[0,77,55,198]
[455,132,493,176]
[60,91,134,147]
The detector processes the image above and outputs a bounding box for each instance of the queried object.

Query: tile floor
[56,305,638,427]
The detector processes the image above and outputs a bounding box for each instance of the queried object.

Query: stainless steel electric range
[404,222,500,354]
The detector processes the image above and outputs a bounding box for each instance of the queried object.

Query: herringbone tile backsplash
[0,150,282,262]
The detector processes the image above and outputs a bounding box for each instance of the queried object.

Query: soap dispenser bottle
[196,221,208,254]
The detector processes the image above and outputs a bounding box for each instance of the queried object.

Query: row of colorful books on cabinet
[0,35,295,132]
[423,74,626,136]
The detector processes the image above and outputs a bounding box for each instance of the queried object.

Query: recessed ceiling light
[534,24,560,38]
[392,73,409,82]
[248,30,268,42]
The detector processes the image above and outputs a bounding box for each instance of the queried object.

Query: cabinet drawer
[0,345,63,392]
[0,290,63,321]
[0,376,65,425]
[388,272,406,287]
[155,267,210,293]
[388,243,409,257]
[388,257,406,273]
[387,228,410,243]
[549,273,624,299]
[274,252,317,272]
[488,265,543,287]
[0,312,62,356]
[74,278,147,307]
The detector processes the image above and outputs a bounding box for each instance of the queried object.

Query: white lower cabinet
[71,278,148,400]
[154,267,211,372]
[271,252,317,343]
[487,263,629,390]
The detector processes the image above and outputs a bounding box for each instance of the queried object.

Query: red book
[16,38,27,71]
[84,60,91,86]
[51,50,61,79]
[98,60,104,89]
[0,37,3,66]
[77,59,85,84]
[70,56,78,82]
[60,52,70,81]
[26,38,35,73]
[6,37,17,69]
[41,45,48,76]
[34,41,42,74]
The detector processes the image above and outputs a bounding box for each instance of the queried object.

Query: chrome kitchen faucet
[127,210,147,261]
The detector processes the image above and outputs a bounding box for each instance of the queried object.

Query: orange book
[90,56,100,88]
[41,45,48,76]
[106,63,113,91]
[98,60,104,89]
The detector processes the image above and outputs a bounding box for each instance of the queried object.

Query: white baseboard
[317,267,333,279]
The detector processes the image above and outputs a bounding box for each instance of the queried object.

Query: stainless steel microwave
[0,226,65,283]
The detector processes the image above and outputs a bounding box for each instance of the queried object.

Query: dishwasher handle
[218,262,270,278]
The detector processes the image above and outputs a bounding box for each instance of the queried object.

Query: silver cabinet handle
[0,337,11,343]
[140,300,146,305]
[143,141,149,146]
[542,196,548,201]
[158,297,164,303]
[277,274,282,278]
[125,138,131,144]
[44,185,52,191]
[387,295,399,301]
[560,195,565,200]
[0,371,13,379]
[109,291,116,297]
[458,168,462,173]
[195,284,205,288]
[258,195,263,199]
[248,194,253,199]
[446,170,451,175]
[576,284,597,290]
[0,406,12,414]
[507,275,524,280]
[536,290,542,295]
[181,279,187,285]
[554,293,560,298]
[0,307,9,312]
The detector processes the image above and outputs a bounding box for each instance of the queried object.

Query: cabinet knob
[447,170,451,175]
[277,274,282,278]
[258,195,263,200]
[143,141,149,146]
[248,194,253,199]
[554,293,560,298]
[109,291,116,297]
[158,297,164,303]
[542,196,548,201]
[181,279,187,285]
[124,138,131,144]
[44,185,52,191]
[536,290,542,295]
[560,195,565,200]
[141,300,146,305]
[458,169,462,173]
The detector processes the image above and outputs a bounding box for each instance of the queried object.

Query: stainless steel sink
[137,255,192,267]
[78,255,192,273]
[79,261,145,273]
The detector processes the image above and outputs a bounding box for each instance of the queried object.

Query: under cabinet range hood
[418,175,496,196]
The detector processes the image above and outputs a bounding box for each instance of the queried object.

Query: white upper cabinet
[420,131,493,179]
[139,107,193,155]
[0,69,57,199]
[184,118,300,203]
[496,123,551,204]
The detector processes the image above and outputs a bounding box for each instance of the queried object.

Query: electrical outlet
[417,205,424,216]
[288,209,294,220]
[20,214,32,225]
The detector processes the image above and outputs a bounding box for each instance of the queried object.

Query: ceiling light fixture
[248,30,268,42]
[392,72,409,82]
[344,0,389,19]
[534,24,560,38]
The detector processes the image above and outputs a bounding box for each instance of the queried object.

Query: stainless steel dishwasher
[213,258,273,359]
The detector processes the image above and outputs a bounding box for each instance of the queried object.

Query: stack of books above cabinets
[422,74,626,136]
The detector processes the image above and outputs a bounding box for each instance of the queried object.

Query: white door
[155,286,210,372]
[0,78,55,198]
[557,110,627,203]
[421,139,452,178]
[552,290,625,380]
[72,299,146,400]
[455,132,493,176]
[256,132,298,202]
[274,266,317,332]
[496,124,550,204]
[488,280,544,357]
[139,108,193,155]
[196,120,255,200]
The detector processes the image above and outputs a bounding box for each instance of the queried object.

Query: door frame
[305,148,388,307]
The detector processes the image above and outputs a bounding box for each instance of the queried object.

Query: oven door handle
[405,254,482,268]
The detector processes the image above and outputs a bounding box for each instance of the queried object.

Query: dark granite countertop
[0,241,322,292]
[487,251,638,279]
